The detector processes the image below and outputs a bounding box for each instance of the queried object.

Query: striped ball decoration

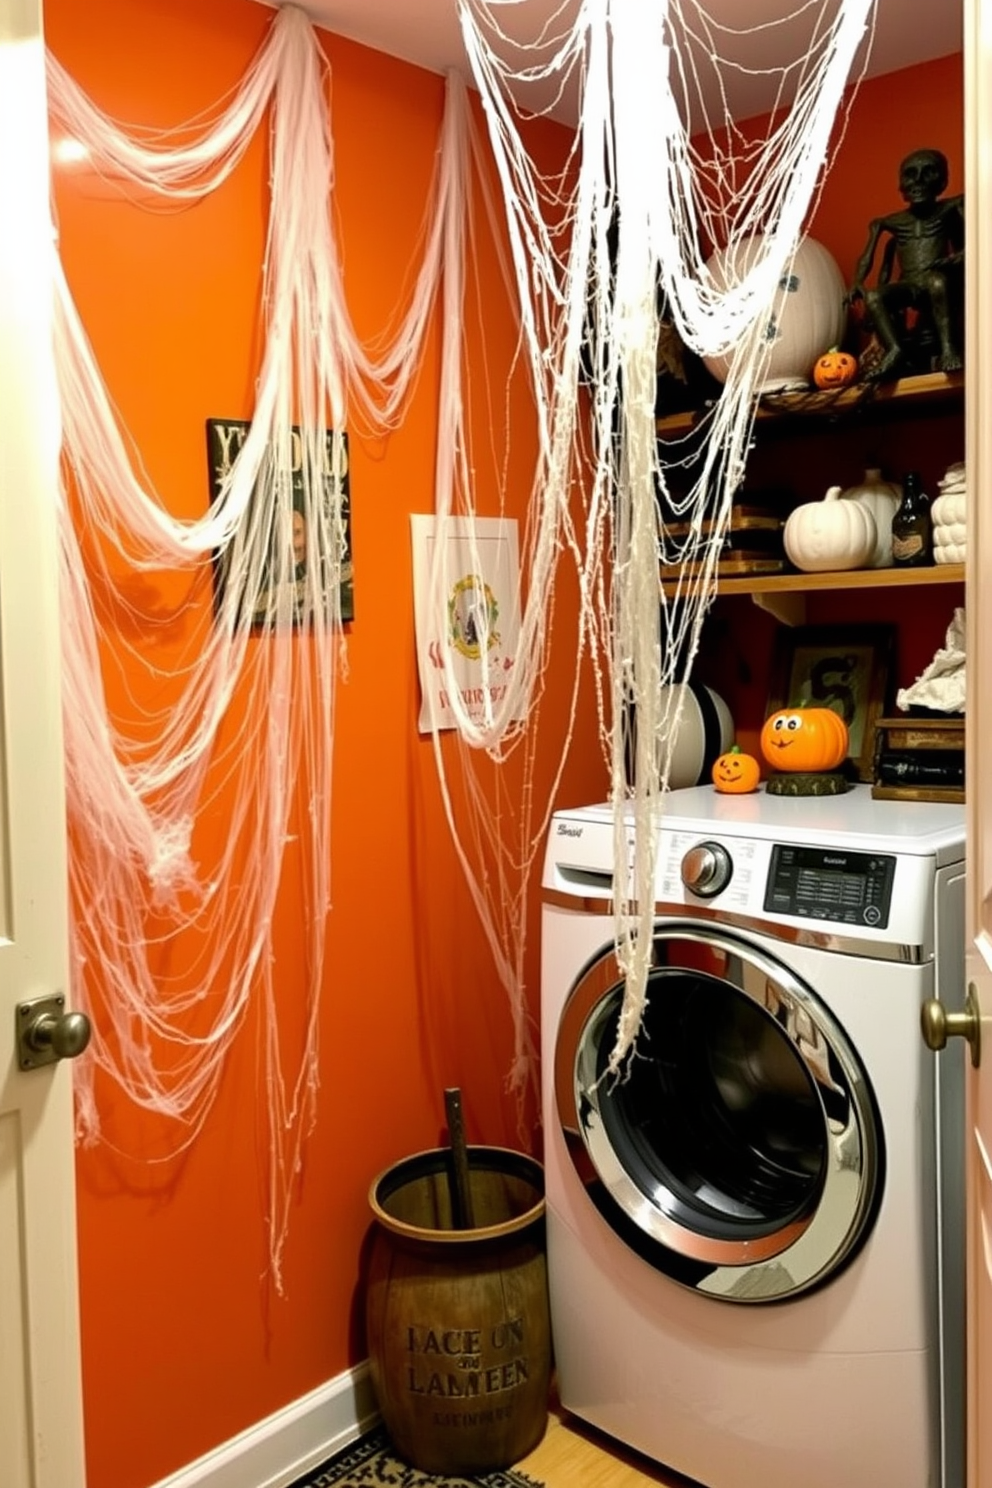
[660,682,735,789]
[703,235,848,392]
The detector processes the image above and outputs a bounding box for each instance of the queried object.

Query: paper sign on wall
[411,515,523,735]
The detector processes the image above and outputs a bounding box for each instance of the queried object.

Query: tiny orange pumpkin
[712,744,761,794]
[812,347,858,389]
[759,707,849,774]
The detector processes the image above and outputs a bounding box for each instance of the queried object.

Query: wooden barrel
[365,1146,551,1476]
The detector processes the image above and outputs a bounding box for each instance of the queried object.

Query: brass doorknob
[921,983,981,1068]
[17,994,92,1071]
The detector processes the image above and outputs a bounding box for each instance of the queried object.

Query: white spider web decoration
[51,6,476,1287]
[46,0,877,1282]
[451,0,875,1068]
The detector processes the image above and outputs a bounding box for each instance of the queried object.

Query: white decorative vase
[840,467,902,569]
[932,489,967,565]
[703,235,848,392]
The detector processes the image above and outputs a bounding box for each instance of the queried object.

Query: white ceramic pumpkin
[840,467,902,569]
[703,234,848,391]
[784,486,877,573]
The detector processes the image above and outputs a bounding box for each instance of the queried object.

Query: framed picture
[206,418,353,630]
[766,624,895,782]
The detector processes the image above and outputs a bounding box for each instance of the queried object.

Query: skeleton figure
[849,149,964,380]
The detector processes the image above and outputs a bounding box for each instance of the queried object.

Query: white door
[964,1,992,1483]
[0,2,87,1486]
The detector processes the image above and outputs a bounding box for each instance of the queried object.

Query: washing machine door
[554,922,884,1303]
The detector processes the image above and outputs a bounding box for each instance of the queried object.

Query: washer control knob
[681,841,733,898]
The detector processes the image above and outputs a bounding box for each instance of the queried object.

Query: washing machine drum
[554,923,884,1303]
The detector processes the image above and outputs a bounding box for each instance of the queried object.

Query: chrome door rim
[555,922,883,1302]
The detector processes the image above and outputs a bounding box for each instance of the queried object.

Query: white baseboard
[150,1362,379,1488]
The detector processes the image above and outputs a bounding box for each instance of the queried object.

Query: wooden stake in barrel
[443,1086,475,1230]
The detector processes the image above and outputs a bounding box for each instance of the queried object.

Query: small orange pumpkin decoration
[812,347,858,389]
[760,707,849,774]
[712,744,761,794]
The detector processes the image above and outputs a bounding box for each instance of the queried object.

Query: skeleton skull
[899,149,949,206]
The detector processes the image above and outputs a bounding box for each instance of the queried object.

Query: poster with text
[206,418,353,629]
[411,515,523,734]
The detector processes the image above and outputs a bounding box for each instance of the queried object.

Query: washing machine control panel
[763,844,896,927]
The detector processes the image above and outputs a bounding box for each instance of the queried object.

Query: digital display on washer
[763,845,896,927]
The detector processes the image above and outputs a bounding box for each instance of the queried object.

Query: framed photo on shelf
[766,623,895,783]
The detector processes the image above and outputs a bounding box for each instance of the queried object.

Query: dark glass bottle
[891,471,933,567]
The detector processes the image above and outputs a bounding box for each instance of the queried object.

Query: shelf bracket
[751,590,807,626]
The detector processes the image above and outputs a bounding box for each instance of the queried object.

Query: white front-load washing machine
[541,784,965,1488]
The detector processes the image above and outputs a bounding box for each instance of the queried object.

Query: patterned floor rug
[288,1426,544,1488]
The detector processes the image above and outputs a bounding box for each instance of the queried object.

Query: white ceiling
[291,0,963,124]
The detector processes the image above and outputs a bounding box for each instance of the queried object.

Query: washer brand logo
[822,855,849,866]
[556,823,583,837]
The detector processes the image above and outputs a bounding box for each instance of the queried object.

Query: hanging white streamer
[52,5,471,1287]
[449,0,875,1069]
[50,0,880,1286]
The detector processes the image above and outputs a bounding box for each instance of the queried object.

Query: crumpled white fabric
[896,607,966,713]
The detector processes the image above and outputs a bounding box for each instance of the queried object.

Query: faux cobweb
[46,0,875,1284]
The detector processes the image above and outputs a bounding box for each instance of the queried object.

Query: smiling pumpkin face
[711,745,760,794]
[759,707,849,774]
[812,347,858,389]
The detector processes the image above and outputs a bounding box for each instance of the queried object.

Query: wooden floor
[514,1402,699,1488]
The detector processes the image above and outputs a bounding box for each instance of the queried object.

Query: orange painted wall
[45,3,606,1487]
[696,52,965,757]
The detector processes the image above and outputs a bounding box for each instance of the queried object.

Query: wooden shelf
[660,562,965,625]
[707,562,964,599]
[656,369,965,439]
[655,370,966,621]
